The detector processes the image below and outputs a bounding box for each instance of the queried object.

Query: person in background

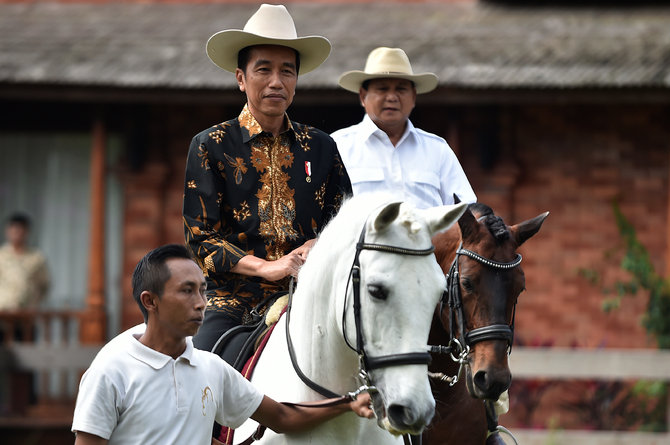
[0,212,49,311]
[71,244,372,445]
[183,4,351,352]
[331,46,476,208]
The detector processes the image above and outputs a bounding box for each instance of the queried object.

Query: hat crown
[243,4,298,40]
[364,47,414,75]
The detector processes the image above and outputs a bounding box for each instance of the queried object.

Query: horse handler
[71,244,373,445]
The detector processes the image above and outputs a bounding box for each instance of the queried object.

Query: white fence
[0,310,101,426]
[509,347,670,445]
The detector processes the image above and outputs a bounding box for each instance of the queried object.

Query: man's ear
[358,87,367,107]
[235,68,246,92]
[140,290,158,315]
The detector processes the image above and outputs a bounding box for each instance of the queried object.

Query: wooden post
[667,149,670,278]
[80,117,107,344]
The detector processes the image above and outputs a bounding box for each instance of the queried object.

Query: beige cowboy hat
[338,47,439,94]
[206,4,331,75]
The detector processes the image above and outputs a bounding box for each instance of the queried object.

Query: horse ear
[457,206,479,242]
[425,202,468,235]
[372,201,403,232]
[510,211,549,247]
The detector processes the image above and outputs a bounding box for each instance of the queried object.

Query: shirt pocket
[404,171,443,207]
[347,167,385,185]
[406,171,440,189]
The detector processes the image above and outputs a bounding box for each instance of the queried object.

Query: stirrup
[486,426,519,445]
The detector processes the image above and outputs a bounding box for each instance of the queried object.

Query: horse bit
[429,244,522,386]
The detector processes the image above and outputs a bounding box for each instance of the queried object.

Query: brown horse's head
[432,203,548,401]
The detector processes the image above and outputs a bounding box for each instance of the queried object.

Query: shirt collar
[128,335,197,370]
[238,103,294,143]
[361,114,416,146]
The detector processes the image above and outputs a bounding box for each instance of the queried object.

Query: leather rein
[281,224,436,445]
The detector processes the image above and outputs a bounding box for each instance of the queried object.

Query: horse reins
[281,223,436,445]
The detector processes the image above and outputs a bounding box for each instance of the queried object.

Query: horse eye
[460,277,474,293]
[367,284,388,300]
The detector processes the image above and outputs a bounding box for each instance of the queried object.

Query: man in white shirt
[72,244,372,445]
[332,48,513,443]
[331,47,476,208]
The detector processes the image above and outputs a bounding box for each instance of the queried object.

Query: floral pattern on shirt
[183,104,351,323]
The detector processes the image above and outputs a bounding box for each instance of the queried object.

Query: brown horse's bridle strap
[442,244,522,351]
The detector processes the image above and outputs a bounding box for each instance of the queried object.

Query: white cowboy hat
[206,4,331,75]
[338,47,439,94]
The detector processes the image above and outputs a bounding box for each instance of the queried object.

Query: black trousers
[192,310,239,352]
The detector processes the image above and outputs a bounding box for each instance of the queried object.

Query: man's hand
[350,392,375,419]
[290,238,317,260]
[259,252,305,280]
[232,251,303,281]
[231,239,317,281]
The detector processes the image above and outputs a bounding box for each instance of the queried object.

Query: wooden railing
[0,310,101,427]
[507,347,670,445]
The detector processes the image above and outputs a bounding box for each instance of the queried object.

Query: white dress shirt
[332,114,476,209]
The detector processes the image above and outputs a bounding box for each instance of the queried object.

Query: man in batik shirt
[183,4,351,351]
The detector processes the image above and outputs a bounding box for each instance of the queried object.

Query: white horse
[234,195,467,444]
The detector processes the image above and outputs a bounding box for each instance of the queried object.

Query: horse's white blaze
[234,195,467,445]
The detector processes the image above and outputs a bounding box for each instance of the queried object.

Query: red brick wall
[118,101,670,350]
[463,104,669,349]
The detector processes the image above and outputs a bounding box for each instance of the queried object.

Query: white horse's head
[302,195,467,436]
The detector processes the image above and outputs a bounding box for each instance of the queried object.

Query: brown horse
[422,203,548,445]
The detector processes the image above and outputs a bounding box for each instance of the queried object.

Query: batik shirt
[183,105,351,324]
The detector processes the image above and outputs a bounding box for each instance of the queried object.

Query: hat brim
[338,70,439,94]
[207,30,331,75]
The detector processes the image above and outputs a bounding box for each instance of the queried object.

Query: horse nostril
[387,404,420,430]
[473,370,489,392]
[473,369,510,399]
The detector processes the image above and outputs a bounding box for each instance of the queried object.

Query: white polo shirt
[332,114,477,209]
[72,329,264,445]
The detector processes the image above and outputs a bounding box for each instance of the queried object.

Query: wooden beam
[511,347,670,380]
[512,430,670,445]
[667,149,670,278]
[80,117,107,344]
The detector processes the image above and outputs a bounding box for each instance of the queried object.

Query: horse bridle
[433,243,522,383]
[286,223,436,398]
[345,225,436,381]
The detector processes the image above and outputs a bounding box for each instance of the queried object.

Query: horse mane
[468,203,510,243]
[305,193,420,272]
[298,194,389,289]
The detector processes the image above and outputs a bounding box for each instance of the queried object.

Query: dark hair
[361,78,415,91]
[6,212,31,228]
[131,244,192,323]
[237,45,301,74]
